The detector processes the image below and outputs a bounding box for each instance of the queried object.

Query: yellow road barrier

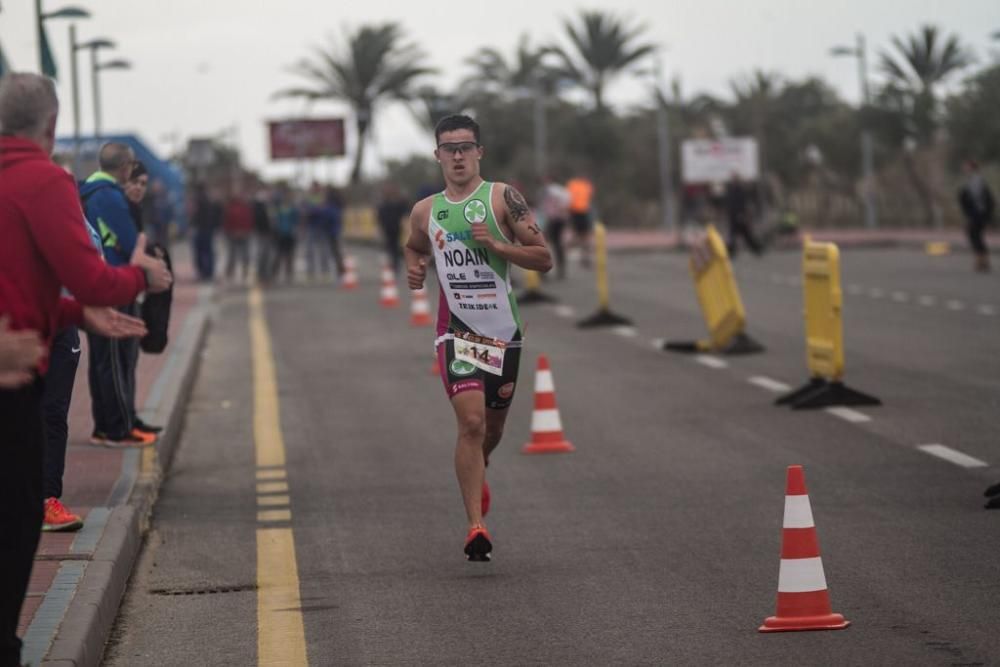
[343,206,379,242]
[577,221,633,328]
[925,241,951,256]
[776,240,880,409]
[663,225,764,354]
[519,268,558,304]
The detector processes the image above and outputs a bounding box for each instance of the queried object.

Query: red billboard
[268,118,345,160]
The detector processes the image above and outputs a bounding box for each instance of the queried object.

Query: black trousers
[727,220,763,257]
[966,219,988,255]
[380,221,402,274]
[0,380,45,667]
[40,327,81,499]
[87,306,137,439]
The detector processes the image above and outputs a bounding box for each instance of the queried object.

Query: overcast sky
[1,0,997,182]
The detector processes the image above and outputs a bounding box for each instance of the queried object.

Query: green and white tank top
[429,181,523,344]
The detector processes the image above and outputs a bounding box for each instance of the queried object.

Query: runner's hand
[0,316,44,388]
[408,257,427,290]
[470,222,494,249]
[130,233,173,293]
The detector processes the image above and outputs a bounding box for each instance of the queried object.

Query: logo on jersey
[435,228,445,250]
[498,382,515,399]
[450,359,476,376]
[464,199,487,224]
[436,210,449,220]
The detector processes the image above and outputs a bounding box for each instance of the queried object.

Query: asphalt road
[104,242,1000,666]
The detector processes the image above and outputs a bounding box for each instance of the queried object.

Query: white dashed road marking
[868,288,885,299]
[613,326,638,338]
[825,407,872,423]
[847,284,863,295]
[918,295,936,307]
[694,355,728,369]
[978,305,996,316]
[918,444,989,469]
[748,376,791,393]
[554,305,575,318]
[650,338,666,349]
[891,291,909,303]
[946,300,965,311]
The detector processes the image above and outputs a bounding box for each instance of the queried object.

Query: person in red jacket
[0,72,172,667]
[223,187,255,283]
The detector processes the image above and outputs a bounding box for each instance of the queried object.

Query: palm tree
[461,35,563,98]
[551,10,657,113]
[728,70,782,175]
[277,23,435,183]
[879,24,973,140]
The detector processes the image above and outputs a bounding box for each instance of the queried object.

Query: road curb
[39,286,213,667]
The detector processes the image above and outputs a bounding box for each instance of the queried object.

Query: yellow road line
[256,469,287,480]
[257,495,291,507]
[249,287,308,666]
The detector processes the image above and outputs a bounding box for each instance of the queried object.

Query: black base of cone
[519,289,558,305]
[577,308,633,328]
[720,332,765,355]
[776,378,881,410]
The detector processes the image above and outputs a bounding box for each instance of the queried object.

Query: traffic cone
[522,355,574,454]
[759,465,850,633]
[340,255,358,290]
[379,263,400,308]
[409,288,433,326]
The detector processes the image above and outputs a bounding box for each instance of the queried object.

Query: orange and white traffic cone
[409,287,433,326]
[379,263,400,308]
[340,255,358,290]
[759,465,850,633]
[522,354,574,454]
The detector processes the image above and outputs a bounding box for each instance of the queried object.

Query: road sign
[268,118,345,160]
[681,137,759,184]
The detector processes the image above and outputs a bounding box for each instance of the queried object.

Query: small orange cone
[409,288,433,326]
[340,255,358,290]
[522,355,574,454]
[759,465,849,633]
[379,264,400,308]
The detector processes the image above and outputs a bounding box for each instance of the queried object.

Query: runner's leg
[450,390,486,529]
[483,407,509,466]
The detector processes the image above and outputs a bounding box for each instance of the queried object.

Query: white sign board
[681,138,759,184]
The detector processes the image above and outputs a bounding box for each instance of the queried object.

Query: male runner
[404,114,552,561]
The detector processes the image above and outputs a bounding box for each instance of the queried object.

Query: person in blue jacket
[80,143,156,447]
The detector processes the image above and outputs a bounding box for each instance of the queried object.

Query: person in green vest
[404,114,553,562]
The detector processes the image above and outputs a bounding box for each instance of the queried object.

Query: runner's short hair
[435,114,480,144]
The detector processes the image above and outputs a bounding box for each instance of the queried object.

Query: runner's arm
[404,199,433,289]
[475,184,552,272]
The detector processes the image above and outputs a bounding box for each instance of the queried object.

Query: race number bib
[454,332,506,376]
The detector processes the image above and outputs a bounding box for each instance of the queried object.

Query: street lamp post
[652,59,676,240]
[91,54,129,141]
[68,32,115,175]
[35,0,89,75]
[831,33,878,230]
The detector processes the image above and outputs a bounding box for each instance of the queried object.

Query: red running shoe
[464,526,492,562]
[481,480,491,517]
[43,497,83,532]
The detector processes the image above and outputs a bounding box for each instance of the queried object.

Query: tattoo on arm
[504,186,530,223]
[526,223,541,235]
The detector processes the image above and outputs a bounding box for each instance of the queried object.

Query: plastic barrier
[663,225,764,354]
[342,206,379,241]
[776,239,880,409]
[577,222,633,328]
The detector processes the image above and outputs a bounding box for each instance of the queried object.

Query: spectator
[145,179,171,247]
[304,182,334,282]
[252,184,274,283]
[81,143,158,447]
[539,176,571,280]
[191,183,221,281]
[0,72,170,667]
[957,160,994,273]
[566,174,595,268]
[320,186,345,280]
[724,172,763,257]
[377,183,409,274]
[223,187,254,283]
[271,184,300,283]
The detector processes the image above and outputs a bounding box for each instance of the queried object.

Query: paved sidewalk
[17,246,213,667]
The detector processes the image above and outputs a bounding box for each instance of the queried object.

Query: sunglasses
[437,141,480,156]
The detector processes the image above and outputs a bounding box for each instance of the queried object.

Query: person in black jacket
[957,160,995,273]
